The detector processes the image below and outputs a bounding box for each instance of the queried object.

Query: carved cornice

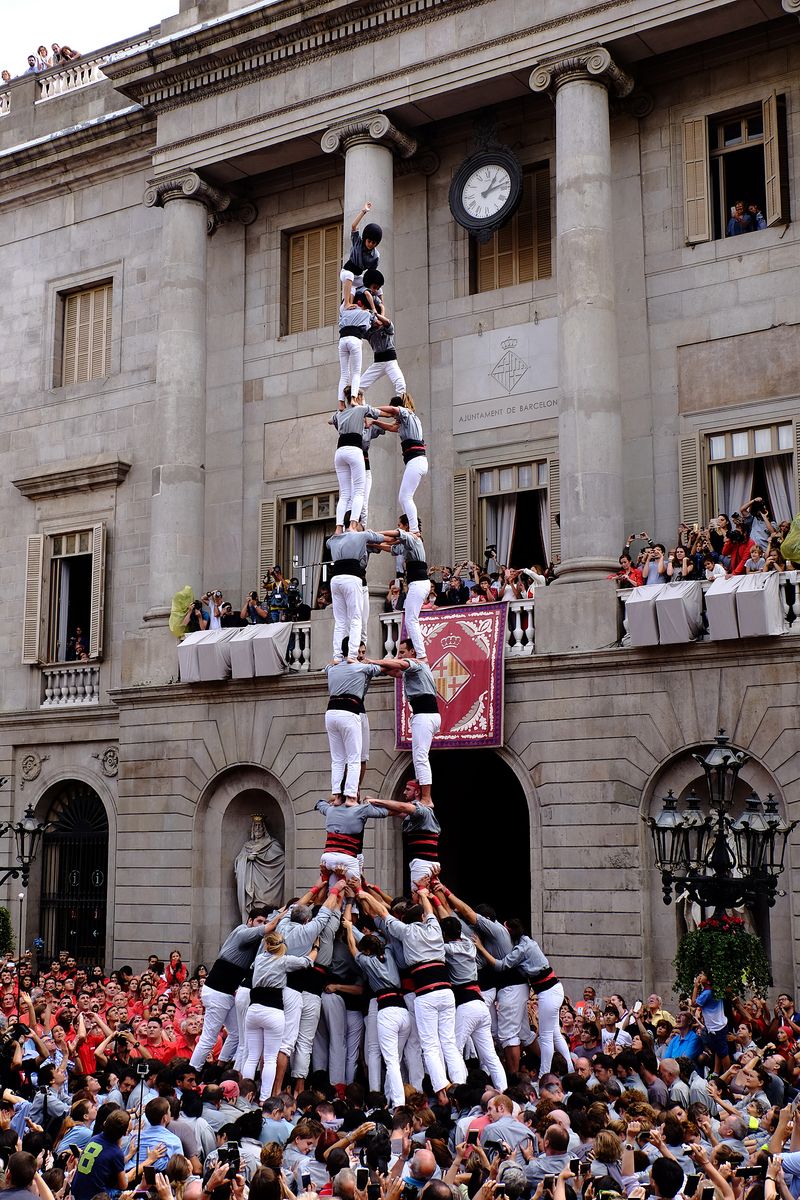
[782,0,800,13]
[529,45,634,99]
[143,170,231,213]
[321,112,417,158]
[12,454,131,501]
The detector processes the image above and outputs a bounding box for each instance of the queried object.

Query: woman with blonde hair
[242,931,318,1100]
[165,1154,202,1200]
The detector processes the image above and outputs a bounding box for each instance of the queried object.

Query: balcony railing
[286,622,312,672]
[41,663,100,707]
[379,598,535,659]
[618,570,800,646]
[0,93,9,117]
[36,57,107,102]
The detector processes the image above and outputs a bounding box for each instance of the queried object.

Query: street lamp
[0,805,51,887]
[644,731,796,915]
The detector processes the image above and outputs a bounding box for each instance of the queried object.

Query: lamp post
[644,731,796,916]
[0,805,51,990]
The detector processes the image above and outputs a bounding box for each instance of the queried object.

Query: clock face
[448,149,524,236]
[461,164,512,220]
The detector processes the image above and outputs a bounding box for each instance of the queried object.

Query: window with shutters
[683,95,789,244]
[477,460,550,572]
[22,526,106,664]
[471,164,552,294]
[59,282,112,385]
[704,422,796,523]
[285,223,342,334]
[280,491,337,606]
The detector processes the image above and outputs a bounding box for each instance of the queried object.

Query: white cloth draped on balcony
[178,624,293,682]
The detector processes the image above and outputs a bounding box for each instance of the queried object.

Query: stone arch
[27,771,118,969]
[639,737,792,999]
[375,743,542,932]
[192,764,296,967]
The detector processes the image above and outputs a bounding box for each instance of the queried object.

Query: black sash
[250,986,283,1009]
[330,559,366,581]
[337,433,362,449]
[340,326,365,339]
[206,957,245,995]
[374,349,398,362]
[401,438,427,463]
[327,694,365,714]
[409,694,439,714]
[406,561,428,583]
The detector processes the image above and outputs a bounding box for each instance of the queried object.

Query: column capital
[144,172,259,234]
[529,45,634,99]
[320,112,417,159]
[782,0,800,14]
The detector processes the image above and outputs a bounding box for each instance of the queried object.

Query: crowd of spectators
[613,498,794,589]
[727,201,768,237]
[384,557,552,613]
[2,945,800,1200]
[2,44,81,82]
[181,570,314,634]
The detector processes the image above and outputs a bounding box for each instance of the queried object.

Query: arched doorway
[403,749,532,925]
[39,782,109,963]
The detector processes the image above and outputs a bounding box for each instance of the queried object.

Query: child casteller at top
[341,201,382,307]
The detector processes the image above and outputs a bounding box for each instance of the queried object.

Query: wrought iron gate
[39,783,108,964]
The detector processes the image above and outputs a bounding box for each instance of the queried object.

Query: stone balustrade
[0,93,10,116]
[286,622,312,672]
[36,57,107,102]
[41,663,100,707]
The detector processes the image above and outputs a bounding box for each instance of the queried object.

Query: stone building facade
[0,0,799,998]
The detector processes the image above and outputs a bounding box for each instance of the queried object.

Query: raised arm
[442,886,478,926]
[351,202,373,232]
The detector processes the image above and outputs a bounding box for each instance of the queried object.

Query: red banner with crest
[394,602,506,750]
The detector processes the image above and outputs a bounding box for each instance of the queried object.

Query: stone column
[530,47,633,583]
[142,172,231,616]
[322,115,417,602]
[528,47,634,653]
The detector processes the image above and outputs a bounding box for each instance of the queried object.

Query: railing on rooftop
[36,56,108,102]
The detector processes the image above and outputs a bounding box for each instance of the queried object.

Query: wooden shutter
[534,164,552,280]
[452,470,473,561]
[62,284,112,384]
[287,224,342,334]
[682,117,710,245]
[476,166,551,294]
[793,419,800,513]
[259,500,277,583]
[22,535,44,664]
[547,457,561,563]
[88,522,106,659]
[763,92,787,227]
[679,437,702,526]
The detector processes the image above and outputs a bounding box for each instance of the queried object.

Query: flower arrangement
[674,911,772,997]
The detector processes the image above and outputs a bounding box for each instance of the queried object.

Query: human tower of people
[191,205,568,1114]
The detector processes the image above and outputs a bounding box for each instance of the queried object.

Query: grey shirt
[402,801,441,840]
[217,923,267,970]
[366,320,396,355]
[380,912,445,966]
[327,530,383,569]
[444,934,479,986]
[402,659,437,699]
[395,407,424,442]
[252,951,311,990]
[325,661,382,700]
[396,529,426,563]
[494,935,550,977]
[339,302,374,336]
[333,403,381,437]
[278,905,335,956]
[315,800,389,847]
[354,944,402,993]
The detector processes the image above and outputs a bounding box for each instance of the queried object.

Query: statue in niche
[233,814,285,920]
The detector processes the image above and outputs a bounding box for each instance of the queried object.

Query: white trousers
[331,575,365,662]
[537,981,570,1074]
[325,709,362,798]
[360,583,370,651]
[402,993,425,1089]
[414,988,466,1092]
[497,983,535,1048]
[360,712,370,763]
[403,579,431,659]
[335,444,367,526]
[360,359,406,396]
[291,992,322,1080]
[482,986,498,1038]
[320,850,361,881]
[455,999,507,1090]
[279,986,303,1056]
[243,1003,285,1100]
[233,986,250,1072]
[365,999,382,1092]
[399,457,428,533]
[409,858,440,889]
[345,1010,364,1084]
[411,712,441,786]
[319,991,347,1085]
[361,470,372,530]
[338,336,363,403]
[190,984,237,1070]
[377,1004,412,1108]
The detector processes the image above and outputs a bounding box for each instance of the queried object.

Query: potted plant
[673,913,772,997]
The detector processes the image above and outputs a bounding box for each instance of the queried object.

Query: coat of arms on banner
[394,602,506,750]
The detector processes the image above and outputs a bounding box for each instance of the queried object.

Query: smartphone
[302,1175,312,1191]
[736,1168,765,1180]
[391,1138,404,1157]
[701,1188,715,1199]
[226,1142,240,1179]
[570,1160,579,1174]
[685,1175,700,1193]
[356,1169,369,1190]
[544,1177,555,1191]
[367,1188,381,1200]
[143,1167,157,1186]
[633,1000,642,1014]
[580,1163,592,1178]
[68,1145,82,1159]
[467,1130,479,1146]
